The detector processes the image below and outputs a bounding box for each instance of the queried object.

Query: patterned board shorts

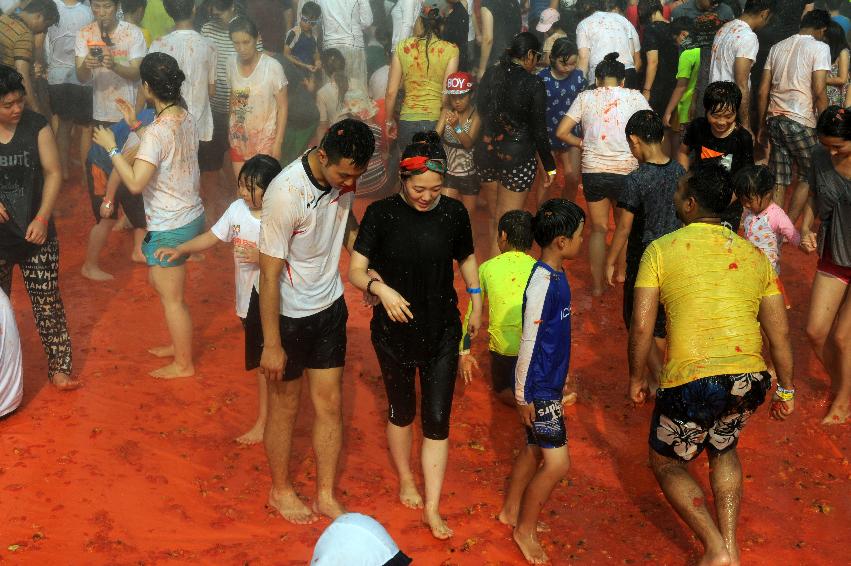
[525,399,567,449]
[767,116,818,188]
[649,371,771,462]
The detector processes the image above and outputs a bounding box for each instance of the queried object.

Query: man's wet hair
[682,163,733,215]
[320,119,375,169]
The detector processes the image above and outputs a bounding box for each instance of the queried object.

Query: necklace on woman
[156,102,177,118]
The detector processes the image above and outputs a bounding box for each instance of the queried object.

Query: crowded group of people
[0,0,849,564]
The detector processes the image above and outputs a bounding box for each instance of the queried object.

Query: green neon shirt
[462,250,536,356]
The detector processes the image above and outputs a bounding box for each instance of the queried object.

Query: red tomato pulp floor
[0,182,848,566]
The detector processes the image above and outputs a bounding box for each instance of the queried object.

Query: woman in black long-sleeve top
[477,32,556,257]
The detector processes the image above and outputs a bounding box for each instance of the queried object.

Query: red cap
[444,72,474,95]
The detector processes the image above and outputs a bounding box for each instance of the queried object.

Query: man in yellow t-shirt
[461,210,535,406]
[629,163,796,566]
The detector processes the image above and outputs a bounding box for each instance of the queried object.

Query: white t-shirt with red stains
[259,153,353,318]
[765,34,832,129]
[709,19,759,85]
[565,86,651,175]
[576,11,641,81]
[211,199,261,318]
[227,53,287,161]
[75,21,147,122]
[149,30,218,141]
[135,110,204,231]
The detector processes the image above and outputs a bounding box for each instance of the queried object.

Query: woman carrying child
[93,52,204,379]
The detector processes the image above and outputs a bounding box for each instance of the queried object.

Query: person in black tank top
[0,65,78,391]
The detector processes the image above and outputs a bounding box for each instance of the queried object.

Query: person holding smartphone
[75,0,147,129]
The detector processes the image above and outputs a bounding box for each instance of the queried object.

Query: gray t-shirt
[809,145,851,267]
[672,0,735,22]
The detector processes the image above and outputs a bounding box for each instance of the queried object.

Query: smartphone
[90,46,103,61]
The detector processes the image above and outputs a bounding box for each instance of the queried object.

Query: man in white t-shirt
[390,0,422,53]
[258,119,375,524]
[757,9,830,222]
[576,1,641,88]
[320,0,373,87]
[75,0,146,125]
[708,0,775,128]
[149,0,217,143]
[46,0,94,179]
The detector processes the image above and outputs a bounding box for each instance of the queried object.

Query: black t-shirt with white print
[0,109,55,262]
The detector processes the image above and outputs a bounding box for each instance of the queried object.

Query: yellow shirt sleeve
[635,242,661,289]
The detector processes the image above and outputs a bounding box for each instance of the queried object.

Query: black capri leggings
[372,322,461,440]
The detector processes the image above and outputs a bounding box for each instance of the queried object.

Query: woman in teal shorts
[93,52,204,379]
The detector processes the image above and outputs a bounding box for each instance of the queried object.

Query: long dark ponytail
[321,48,348,107]
[417,4,443,73]
[481,32,540,124]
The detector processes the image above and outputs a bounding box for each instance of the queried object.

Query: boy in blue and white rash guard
[498,199,585,565]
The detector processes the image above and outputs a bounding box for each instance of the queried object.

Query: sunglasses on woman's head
[301,16,320,24]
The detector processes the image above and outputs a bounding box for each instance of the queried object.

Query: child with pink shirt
[733,165,800,307]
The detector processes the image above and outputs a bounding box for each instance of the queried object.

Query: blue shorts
[525,399,567,449]
[142,213,206,267]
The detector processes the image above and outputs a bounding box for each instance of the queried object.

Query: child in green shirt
[461,210,536,406]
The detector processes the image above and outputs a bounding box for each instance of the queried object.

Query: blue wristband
[466,287,481,294]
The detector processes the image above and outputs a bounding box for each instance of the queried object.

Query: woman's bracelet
[102,199,113,208]
[367,277,381,295]
[33,214,48,226]
[466,287,482,294]
[129,120,142,131]
[108,147,120,158]
[775,386,795,401]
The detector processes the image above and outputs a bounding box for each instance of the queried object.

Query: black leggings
[372,323,460,440]
[0,238,72,379]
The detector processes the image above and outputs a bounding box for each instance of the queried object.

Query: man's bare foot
[51,373,82,391]
[821,402,850,425]
[148,345,175,358]
[235,422,265,444]
[399,477,423,509]
[616,273,626,284]
[562,392,578,407]
[314,494,346,520]
[591,286,604,297]
[81,264,114,281]
[498,510,549,532]
[697,546,732,566]
[149,362,194,379]
[267,489,318,525]
[513,528,549,564]
[423,507,453,540]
